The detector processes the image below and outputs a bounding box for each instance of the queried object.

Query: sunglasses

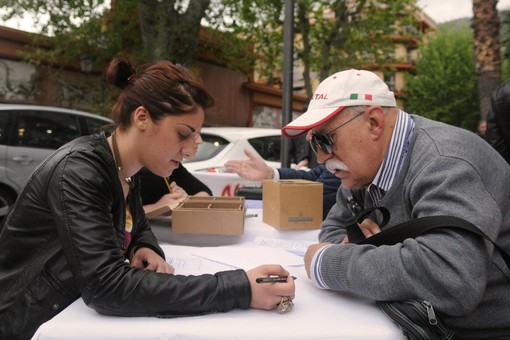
[310,111,364,155]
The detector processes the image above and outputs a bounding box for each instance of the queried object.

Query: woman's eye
[178,132,190,141]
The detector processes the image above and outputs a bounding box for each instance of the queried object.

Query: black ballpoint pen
[256,276,297,283]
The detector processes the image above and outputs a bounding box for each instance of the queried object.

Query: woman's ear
[133,106,150,130]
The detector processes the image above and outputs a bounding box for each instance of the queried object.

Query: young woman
[0,58,295,339]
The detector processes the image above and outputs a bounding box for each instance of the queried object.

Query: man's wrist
[266,166,275,179]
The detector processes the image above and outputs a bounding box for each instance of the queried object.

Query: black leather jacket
[486,79,510,164]
[0,134,251,339]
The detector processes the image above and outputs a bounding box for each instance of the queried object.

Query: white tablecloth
[32,207,405,340]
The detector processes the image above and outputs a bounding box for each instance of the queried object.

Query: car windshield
[183,130,282,164]
[183,134,229,163]
[249,135,281,162]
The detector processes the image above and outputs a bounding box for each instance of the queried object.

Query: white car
[183,127,287,196]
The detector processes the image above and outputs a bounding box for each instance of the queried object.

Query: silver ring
[277,296,294,313]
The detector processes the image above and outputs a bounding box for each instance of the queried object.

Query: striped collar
[367,110,414,203]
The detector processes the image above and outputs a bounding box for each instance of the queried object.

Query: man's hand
[130,247,174,274]
[295,159,309,170]
[357,218,381,238]
[304,243,331,278]
[225,148,273,181]
[341,218,381,244]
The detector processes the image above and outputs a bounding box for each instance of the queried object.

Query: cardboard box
[171,196,245,235]
[145,200,180,219]
[262,179,323,230]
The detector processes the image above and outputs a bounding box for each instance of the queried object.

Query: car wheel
[0,187,16,221]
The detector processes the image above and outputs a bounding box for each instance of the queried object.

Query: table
[150,206,320,247]
[32,207,405,340]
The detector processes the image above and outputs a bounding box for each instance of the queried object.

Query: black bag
[346,206,510,340]
[377,300,454,340]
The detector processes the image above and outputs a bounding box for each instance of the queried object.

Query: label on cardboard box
[262,179,323,230]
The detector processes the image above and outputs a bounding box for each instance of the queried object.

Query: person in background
[476,119,487,140]
[281,69,509,338]
[290,132,318,169]
[138,163,212,214]
[0,57,295,339]
[486,78,510,164]
[225,147,341,220]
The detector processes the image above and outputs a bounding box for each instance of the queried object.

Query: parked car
[0,104,113,218]
[182,127,288,196]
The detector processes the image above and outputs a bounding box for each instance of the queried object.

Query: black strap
[346,206,390,244]
[350,211,510,270]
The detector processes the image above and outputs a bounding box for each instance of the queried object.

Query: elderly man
[282,69,510,338]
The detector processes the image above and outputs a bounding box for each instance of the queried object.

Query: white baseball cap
[282,69,396,137]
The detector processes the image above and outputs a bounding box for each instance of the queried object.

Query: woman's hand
[143,183,188,214]
[131,247,174,274]
[168,182,188,200]
[246,265,295,310]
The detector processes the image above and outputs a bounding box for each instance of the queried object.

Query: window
[184,134,229,163]
[14,110,80,149]
[0,113,10,145]
[249,136,281,162]
[83,116,110,135]
[384,73,396,92]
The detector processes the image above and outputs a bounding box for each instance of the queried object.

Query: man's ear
[366,106,385,140]
[133,106,150,130]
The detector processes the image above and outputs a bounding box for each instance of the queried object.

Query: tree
[2,0,425,111]
[138,0,210,64]
[404,23,479,131]
[0,0,213,66]
[306,0,419,82]
[209,0,419,99]
[499,9,510,79]
[472,0,501,120]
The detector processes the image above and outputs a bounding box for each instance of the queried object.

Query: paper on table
[168,257,236,276]
[192,244,304,269]
[253,237,315,256]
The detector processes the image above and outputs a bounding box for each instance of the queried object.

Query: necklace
[111,131,133,187]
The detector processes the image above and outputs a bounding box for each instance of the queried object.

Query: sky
[418,0,510,23]
[2,1,510,32]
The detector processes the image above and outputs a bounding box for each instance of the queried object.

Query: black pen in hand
[256,276,297,283]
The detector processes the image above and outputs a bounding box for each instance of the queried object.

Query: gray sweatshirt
[317,115,510,338]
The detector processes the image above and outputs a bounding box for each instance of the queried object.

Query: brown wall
[196,61,251,127]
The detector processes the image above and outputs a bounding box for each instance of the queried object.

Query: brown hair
[105,57,214,129]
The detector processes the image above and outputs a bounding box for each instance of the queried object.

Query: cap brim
[281,106,345,137]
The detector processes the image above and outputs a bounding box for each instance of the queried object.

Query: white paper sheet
[253,237,315,256]
[191,244,304,269]
[168,256,236,276]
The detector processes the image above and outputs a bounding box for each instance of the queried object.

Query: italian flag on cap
[350,93,373,100]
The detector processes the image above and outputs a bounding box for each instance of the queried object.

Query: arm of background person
[224,148,275,181]
[169,163,213,196]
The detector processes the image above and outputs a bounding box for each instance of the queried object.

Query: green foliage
[2,0,426,108]
[307,0,419,78]
[207,0,419,96]
[1,0,110,64]
[404,23,479,131]
[206,0,284,83]
[1,0,214,67]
